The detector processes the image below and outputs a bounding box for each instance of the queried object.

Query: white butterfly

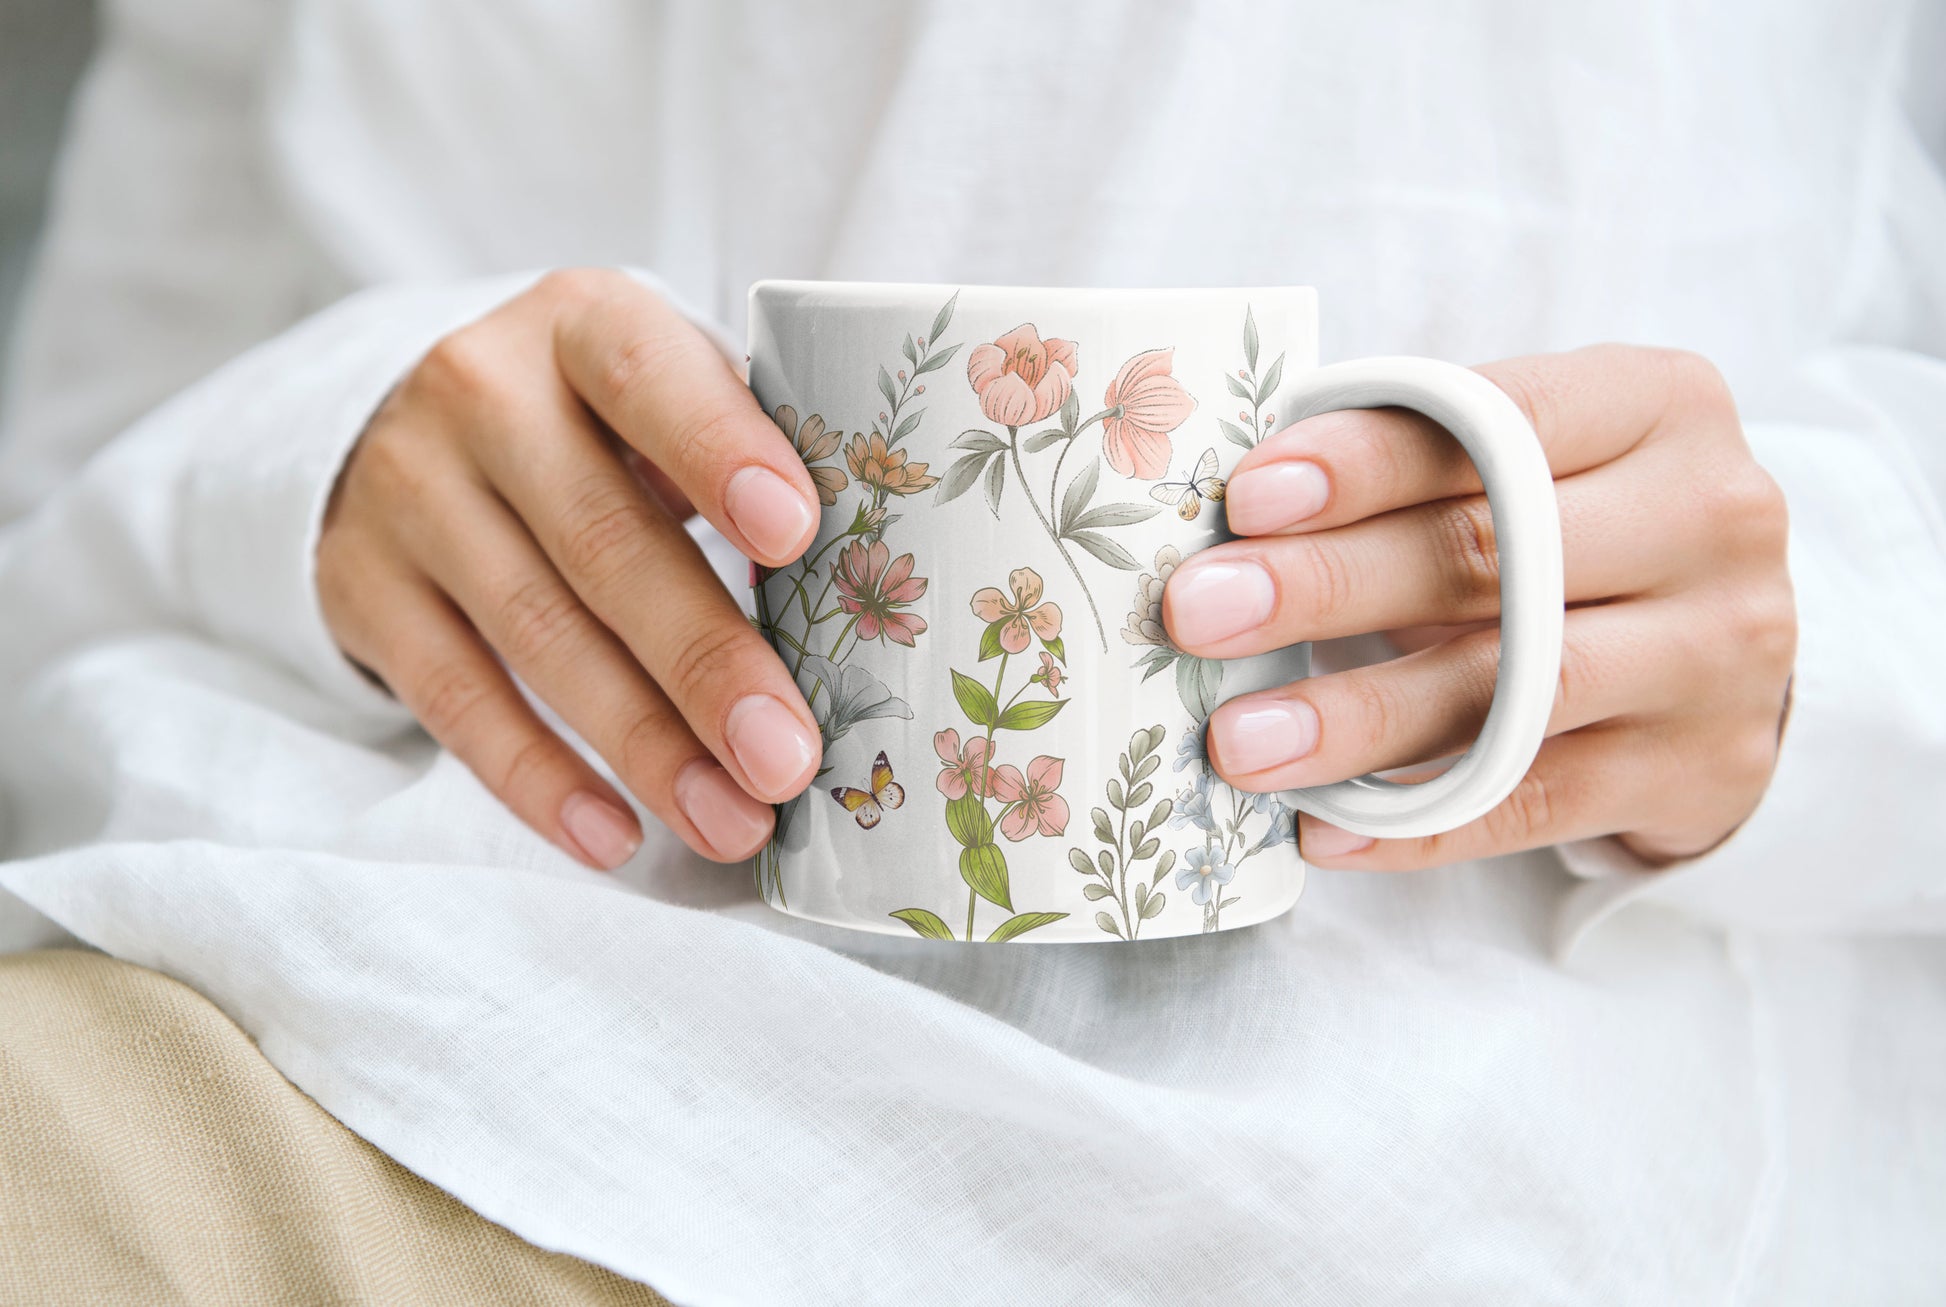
[1148,448,1227,521]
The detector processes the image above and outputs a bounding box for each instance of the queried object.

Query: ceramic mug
[746,282,1562,942]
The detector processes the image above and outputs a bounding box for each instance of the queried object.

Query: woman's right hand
[318,269,825,870]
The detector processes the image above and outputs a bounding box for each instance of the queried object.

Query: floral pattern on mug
[773,404,849,504]
[971,567,1063,655]
[967,324,1077,426]
[989,756,1069,841]
[1101,349,1197,480]
[832,540,928,647]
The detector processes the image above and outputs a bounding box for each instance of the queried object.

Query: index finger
[546,268,822,567]
[1222,344,1730,537]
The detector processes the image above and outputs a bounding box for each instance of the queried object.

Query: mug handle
[1275,357,1564,840]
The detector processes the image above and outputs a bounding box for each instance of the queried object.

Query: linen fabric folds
[3,1,1944,1302]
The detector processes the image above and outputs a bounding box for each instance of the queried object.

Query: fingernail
[725,466,816,560]
[724,693,819,799]
[1225,460,1330,534]
[559,791,641,870]
[1211,698,1320,775]
[674,759,774,858]
[1302,820,1375,860]
[1167,559,1277,647]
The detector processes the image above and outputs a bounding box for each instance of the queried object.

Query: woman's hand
[319,269,824,869]
[1165,345,1795,869]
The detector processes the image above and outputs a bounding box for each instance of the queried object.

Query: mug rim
[751,279,1319,307]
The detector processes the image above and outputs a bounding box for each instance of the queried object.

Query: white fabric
[2,1,1943,1301]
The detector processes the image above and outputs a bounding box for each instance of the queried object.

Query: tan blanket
[0,949,667,1306]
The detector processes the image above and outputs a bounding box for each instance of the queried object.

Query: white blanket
[3,2,1944,1301]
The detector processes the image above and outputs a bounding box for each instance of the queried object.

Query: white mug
[747,283,1562,942]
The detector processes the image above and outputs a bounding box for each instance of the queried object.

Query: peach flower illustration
[967,324,1078,427]
[832,540,928,646]
[933,729,992,800]
[989,756,1069,841]
[845,432,939,496]
[773,404,848,504]
[970,567,1062,654]
[1101,348,1197,480]
[1032,651,1064,697]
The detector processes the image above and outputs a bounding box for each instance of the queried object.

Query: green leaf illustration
[952,429,1008,453]
[1256,352,1286,406]
[1143,724,1169,755]
[1142,892,1167,920]
[1153,850,1176,886]
[878,365,898,409]
[1022,428,1067,453]
[944,791,994,847]
[1225,373,1254,400]
[1133,647,1177,681]
[1058,456,1101,536]
[1095,911,1124,939]
[960,842,1012,910]
[1068,530,1140,570]
[1175,654,1224,719]
[1067,849,1095,876]
[1132,881,1150,915]
[929,292,959,348]
[950,668,999,728]
[892,408,924,443]
[995,699,1066,731]
[978,618,1008,662]
[1148,798,1173,831]
[1132,754,1160,783]
[912,341,962,376]
[983,452,1006,517]
[1219,419,1254,450]
[1083,884,1112,901]
[1092,808,1114,844]
[1218,895,1241,910]
[902,334,917,365]
[936,450,994,504]
[1127,782,1153,809]
[890,908,955,940]
[986,911,1067,942]
[1058,389,1081,435]
[1097,850,1114,876]
[1042,635,1066,665]
[1244,305,1260,372]
[1072,502,1160,530]
[1134,837,1160,861]
[1107,777,1125,809]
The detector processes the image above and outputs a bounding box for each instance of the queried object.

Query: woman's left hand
[1162,345,1796,869]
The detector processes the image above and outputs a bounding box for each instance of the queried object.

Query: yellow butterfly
[1149,448,1227,521]
[830,751,905,830]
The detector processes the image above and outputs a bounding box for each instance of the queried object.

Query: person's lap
[0,948,665,1307]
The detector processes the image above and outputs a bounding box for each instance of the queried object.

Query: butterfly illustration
[1149,448,1227,521]
[830,751,905,829]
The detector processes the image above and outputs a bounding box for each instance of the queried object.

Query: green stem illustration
[1008,430,1108,653]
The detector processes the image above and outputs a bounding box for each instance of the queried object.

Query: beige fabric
[0,949,669,1307]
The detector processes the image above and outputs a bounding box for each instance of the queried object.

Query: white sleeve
[0,275,541,728]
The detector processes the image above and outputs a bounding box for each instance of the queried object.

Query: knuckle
[1719,464,1790,554]
[1292,539,1359,629]
[598,328,691,412]
[1486,359,1561,437]
[1486,767,1557,848]
[661,619,754,712]
[614,707,684,799]
[413,661,494,741]
[534,266,612,305]
[496,576,589,666]
[1433,496,1501,612]
[414,328,506,403]
[1340,671,1406,756]
[496,734,564,799]
[1659,347,1735,414]
[556,478,654,581]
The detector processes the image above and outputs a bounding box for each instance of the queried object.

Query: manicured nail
[674,759,774,858]
[1210,697,1320,776]
[1302,820,1375,860]
[724,466,816,560]
[725,693,819,799]
[1225,460,1330,534]
[559,791,641,870]
[1166,558,1277,647]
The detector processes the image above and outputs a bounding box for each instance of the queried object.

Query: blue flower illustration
[1175,840,1236,905]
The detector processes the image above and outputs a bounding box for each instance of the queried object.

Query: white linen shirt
[1,2,1942,1303]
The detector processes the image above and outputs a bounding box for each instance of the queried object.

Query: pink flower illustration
[833,540,928,646]
[933,729,992,799]
[1101,348,1197,480]
[967,324,1078,427]
[989,756,1069,841]
[969,567,1063,654]
[1032,651,1064,697]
